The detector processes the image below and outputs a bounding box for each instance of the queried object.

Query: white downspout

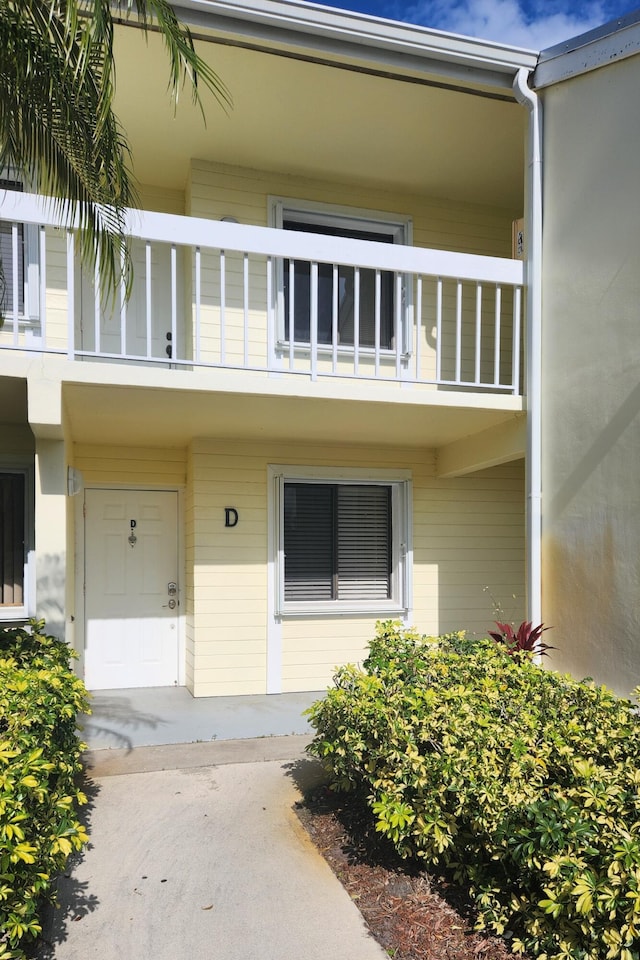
[513,67,543,628]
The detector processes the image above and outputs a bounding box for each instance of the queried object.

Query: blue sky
[308,0,639,49]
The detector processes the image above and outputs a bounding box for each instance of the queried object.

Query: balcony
[0,191,524,396]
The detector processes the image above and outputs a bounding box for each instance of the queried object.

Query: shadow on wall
[37,552,66,640]
[547,378,640,522]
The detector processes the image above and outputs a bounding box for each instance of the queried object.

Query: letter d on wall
[225,507,239,528]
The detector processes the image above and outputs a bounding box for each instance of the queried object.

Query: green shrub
[0,620,90,958]
[306,620,640,960]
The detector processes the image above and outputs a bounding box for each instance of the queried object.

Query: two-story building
[4,0,631,701]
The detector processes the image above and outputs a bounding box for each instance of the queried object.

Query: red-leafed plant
[489,620,553,657]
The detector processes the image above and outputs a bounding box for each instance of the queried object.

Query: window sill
[0,317,41,333]
[276,340,410,360]
[0,607,29,623]
[277,601,406,619]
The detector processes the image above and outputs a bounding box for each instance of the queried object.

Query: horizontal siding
[74,444,187,486]
[281,616,376,693]
[414,460,525,638]
[194,640,267,658]
[189,159,512,259]
[189,437,267,695]
[74,438,523,697]
[20,168,515,364]
[138,183,185,216]
[42,228,69,350]
[187,160,517,381]
[191,666,265,697]
[187,437,524,696]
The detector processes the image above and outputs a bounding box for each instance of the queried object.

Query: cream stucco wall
[34,438,68,639]
[540,53,640,696]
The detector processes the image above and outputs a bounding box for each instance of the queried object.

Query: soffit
[0,378,28,426]
[113,26,526,210]
[62,379,522,449]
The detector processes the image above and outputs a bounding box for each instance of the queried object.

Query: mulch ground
[295,786,521,960]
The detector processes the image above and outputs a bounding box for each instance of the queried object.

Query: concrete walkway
[37,737,386,960]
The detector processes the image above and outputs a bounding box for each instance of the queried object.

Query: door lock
[163,583,178,610]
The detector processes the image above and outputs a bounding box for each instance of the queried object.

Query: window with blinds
[271,199,412,356]
[282,220,395,349]
[0,178,25,317]
[284,482,392,603]
[0,473,25,607]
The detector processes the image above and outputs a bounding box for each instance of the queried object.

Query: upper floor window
[270,199,412,354]
[0,175,39,323]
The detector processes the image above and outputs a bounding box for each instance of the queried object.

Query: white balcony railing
[0,192,524,394]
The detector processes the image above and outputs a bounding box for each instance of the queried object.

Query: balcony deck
[0,192,524,402]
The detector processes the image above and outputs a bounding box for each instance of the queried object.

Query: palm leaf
[0,0,230,304]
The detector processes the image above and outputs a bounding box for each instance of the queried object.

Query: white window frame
[0,461,35,622]
[270,464,412,617]
[0,170,40,326]
[269,197,413,357]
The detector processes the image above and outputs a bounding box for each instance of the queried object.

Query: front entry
[84,489,179,690]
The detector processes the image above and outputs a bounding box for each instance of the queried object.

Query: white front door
[84,489,179,690]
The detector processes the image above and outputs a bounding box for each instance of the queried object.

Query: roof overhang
[535,8,640,88]
[170,0,538,95]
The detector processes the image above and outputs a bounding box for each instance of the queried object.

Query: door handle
[163,598,177,610]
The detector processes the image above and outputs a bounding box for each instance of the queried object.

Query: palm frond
[0,0,230,304]
[95,0,233,117]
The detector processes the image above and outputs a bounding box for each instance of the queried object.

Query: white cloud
[403,0,611,49]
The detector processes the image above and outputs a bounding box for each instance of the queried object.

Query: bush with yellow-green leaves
[306,621,640,960]
[0,621,90,959]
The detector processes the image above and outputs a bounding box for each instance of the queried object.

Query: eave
[171,0,538,95]
[535,8,640,88]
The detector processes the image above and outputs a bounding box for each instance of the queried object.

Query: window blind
[284,483,334,601]
[283,482,391,603]
[0,178,24,316]
[0,473,25,606]
[282,219,394,349]
[337,485,391,600]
